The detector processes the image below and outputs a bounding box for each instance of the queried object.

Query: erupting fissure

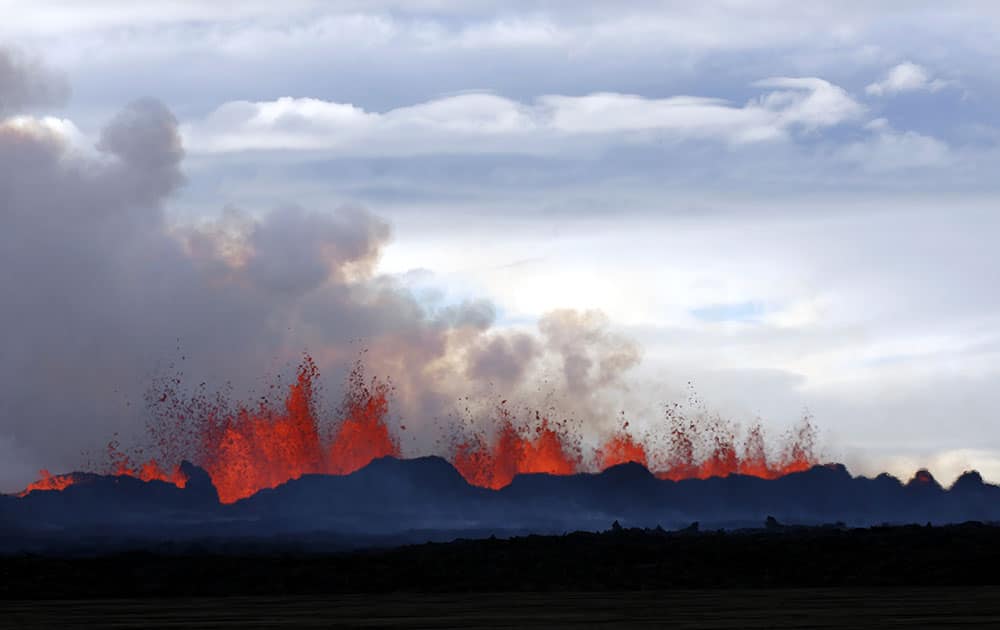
[19,356,818,502]
[173,357,400,503]
[452,406,583,490]
[17,470,81,497]
[107,440,189,488]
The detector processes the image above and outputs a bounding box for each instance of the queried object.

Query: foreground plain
[4,523,1000,596]
[5,589,1000,629]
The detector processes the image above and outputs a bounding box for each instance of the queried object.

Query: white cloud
[762,297,831,329]
[753,77,865,131]
[837,118,951,171]
[0,0,325,35]
[865,61,950,96]
[453,17,570,49]
[182,78,864,154]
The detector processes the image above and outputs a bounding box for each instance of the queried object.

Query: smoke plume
[0,49,642,492]
[0,47,68,116]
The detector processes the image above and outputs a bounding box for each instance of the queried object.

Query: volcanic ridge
[5,356,998,552]
[3,456,998,554]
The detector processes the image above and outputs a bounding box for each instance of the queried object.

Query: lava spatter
[20,356,818,500]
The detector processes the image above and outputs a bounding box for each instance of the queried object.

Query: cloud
[0,92,646,492]
[15,2,1000,62]
[865,61,950,97]
[836,118,951,171]
[751,78,865,131]
[182,78,864,154]
[0,47,69,115]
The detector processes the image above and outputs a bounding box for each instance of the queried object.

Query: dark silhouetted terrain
[6,463,1000,627]
[3,522,1000,598]
[3,457,1000,555]
[6,589,1000,629]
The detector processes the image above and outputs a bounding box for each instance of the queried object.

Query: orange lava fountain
[18,356,818,501]
[193,357,399,503]
[596,422,648,470]
[452,405,582,489]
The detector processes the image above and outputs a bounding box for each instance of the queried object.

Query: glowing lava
[18,458,188,498]
[193,357,400,503]
[596,422,648,470]
[652,409,815,481]
[19,356,819,501]
[197,358,327,503]
[107,440,189,488]
[452,406,581,489]
[327,363,398,476]
[17,470,80,497]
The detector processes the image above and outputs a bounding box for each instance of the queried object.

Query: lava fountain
[156,356,400,503]
[18,356,818,502]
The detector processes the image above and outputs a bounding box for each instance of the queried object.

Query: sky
[2,1,999,491]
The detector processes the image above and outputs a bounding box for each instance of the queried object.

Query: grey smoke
[0,47,69,116]
[0,54,641,492]
[539,309,641,395]
[466,333,541,390]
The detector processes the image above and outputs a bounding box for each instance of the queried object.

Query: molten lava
[18,457,188,498]
[911,469,937,485]
[107,440,189,488]
[19,355,819,501]
[197,358,327,503]
[327,363,398,476]
[596,423,648,470]
[17,470,80,497]
[191,357,400,503]
[452,406,581,489]
[651,410,815,481]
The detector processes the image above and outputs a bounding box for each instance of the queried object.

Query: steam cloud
[0,48,642,492]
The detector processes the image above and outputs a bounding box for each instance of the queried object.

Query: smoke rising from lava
[0,46,690,494]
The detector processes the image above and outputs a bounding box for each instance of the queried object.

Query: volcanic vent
[18,355,819,503]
